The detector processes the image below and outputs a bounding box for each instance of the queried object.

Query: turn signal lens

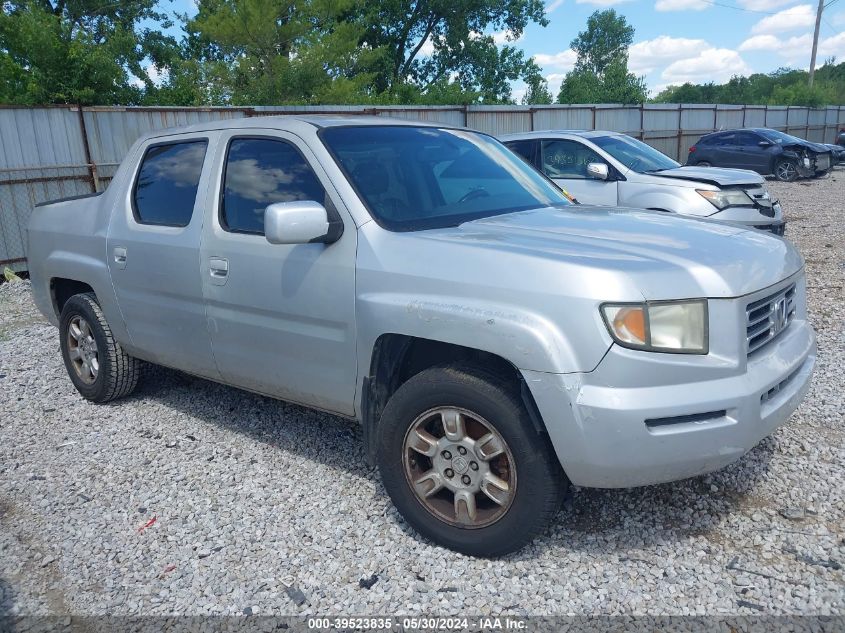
[611,306,646,346]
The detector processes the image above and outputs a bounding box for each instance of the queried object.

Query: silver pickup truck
[27,116,816,557]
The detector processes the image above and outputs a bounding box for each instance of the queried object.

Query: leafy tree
[570,8,633,77]
[651,61,845,107]
[353,0,547,102]
[0,0,178,105]
[556,9,645,105]
[521,65,553,105]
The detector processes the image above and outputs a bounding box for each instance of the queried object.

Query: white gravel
[1,172,843,618]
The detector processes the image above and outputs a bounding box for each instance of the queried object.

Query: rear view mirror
[587,162,609,180]
[758,140,772,148]
[265,201,330,245]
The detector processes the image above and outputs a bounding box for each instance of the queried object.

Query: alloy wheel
[66,315,99,384]
[776,161,797,181]
[402,406,516,529]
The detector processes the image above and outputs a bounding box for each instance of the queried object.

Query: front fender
[620,187,714,218]
[355,292,610,381]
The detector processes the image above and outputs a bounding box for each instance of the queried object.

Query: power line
[699,1,781,15]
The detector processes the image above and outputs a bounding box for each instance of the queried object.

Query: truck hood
[419,206,802,299]
[648,166,763,187]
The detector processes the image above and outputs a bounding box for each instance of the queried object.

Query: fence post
[76,106,99,192]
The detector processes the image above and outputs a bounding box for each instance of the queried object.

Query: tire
[774,159,799,182]
[696,161,712,167]
[377,364,566,557]
[59,293,140,403]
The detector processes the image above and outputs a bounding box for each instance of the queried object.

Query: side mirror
[758,140,772,148]
[586,162,609,180]
[264,201,330,245]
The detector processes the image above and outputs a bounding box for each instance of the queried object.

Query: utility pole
[809,0,824,88]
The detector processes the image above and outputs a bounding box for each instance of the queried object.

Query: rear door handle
[113,246,127,269]
[209,257,229,286]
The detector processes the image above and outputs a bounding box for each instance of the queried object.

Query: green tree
[557,9,645,105]
[0,0,177,105]
[651,61,845,107]
[353,0,548,102]
[570,8,633,77]
[521,64,553,104]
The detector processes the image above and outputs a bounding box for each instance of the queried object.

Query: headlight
[696,189,753,210]
[601,300,708,354]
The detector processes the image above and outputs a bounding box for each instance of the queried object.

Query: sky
[149,0,845,101]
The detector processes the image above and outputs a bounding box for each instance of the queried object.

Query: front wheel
[59,293,140,403]
[377,365,566,557]
[696,161,712,167]
[774,159,799,182]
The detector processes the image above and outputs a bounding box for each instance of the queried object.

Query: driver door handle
[209,257,229,286]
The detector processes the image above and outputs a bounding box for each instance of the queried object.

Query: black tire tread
[62,293,139,402]
[377,363,565,557]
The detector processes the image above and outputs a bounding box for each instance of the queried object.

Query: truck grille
[746,283,796,355]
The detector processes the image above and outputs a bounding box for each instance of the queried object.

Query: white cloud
[662,48,752,84]
[545,73,567,96]
[575,0,630,6]
[751,4,815,35]
[739,31,845,61]
[533,49,578,72]
[491,30,520,45]
[832,11,845,26]
[629,36,709,74]
[819,31,845,58]
[512,86,528,103]
[131,64,168,88]
[740,33,811,58]
[419,36,435,57]
[546,0,565,11]
[738,0,794,9]
[655,0,710,11]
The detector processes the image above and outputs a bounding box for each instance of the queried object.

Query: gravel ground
[0,171,843,619]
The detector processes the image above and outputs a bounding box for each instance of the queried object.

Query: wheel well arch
[361,334,545,465]
[50,278,95,318]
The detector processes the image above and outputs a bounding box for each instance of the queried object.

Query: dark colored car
[836,129,845,147]
[824,143,845,164]
[687,128,833,182]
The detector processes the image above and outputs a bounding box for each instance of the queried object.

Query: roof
[140,114,447,142]
[498,130,625,141]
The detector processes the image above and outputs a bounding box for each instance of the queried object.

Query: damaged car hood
[646,166,764,188]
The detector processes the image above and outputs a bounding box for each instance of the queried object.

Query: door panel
[540,139,618,205]
[107,136,220,378]
[200,132,357,415]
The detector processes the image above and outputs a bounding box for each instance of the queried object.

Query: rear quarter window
[133,140,208,227]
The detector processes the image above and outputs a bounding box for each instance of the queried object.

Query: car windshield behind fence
[320,126,571,231]
[592,135,680,173]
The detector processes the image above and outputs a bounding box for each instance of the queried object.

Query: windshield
[759,129,805,144]
[591,135,680,173]
[320,126,571,231]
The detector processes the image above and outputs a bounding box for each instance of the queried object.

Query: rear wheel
[59,293,140,403]
[696,161,712,167]
[377,364,566,557]
[774,159,799,182]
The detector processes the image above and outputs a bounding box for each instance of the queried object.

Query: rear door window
[540,139,605,179]
[133,140,208,227]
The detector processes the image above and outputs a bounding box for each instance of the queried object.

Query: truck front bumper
[523,319,815,488]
